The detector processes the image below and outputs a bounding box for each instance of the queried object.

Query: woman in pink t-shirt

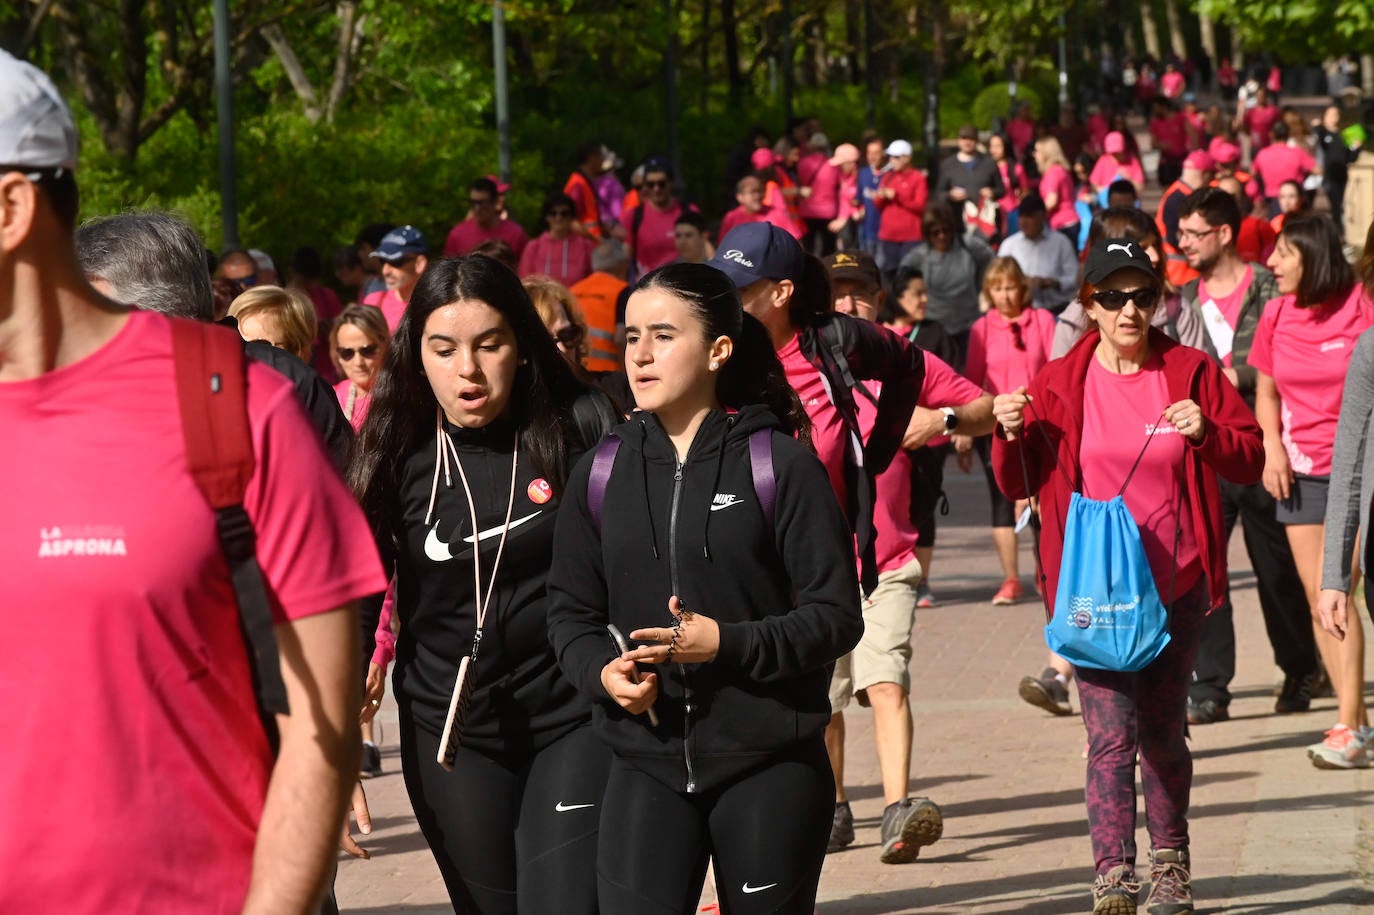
[331,304,390,432]
[991,238,1262,912]
[988,133,1028,235]
[1034,137,1080,248]
[1251,215,1374,768]
[959,258,1056,606]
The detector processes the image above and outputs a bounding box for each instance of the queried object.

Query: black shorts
[1275,474,1330,526]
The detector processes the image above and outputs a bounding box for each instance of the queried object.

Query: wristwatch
[940,406,959,433]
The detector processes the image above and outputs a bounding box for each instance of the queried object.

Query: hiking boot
[1274,670,1316,714]
[1185,698,1229,725]
[826,801,854,853]
[1092,864,1142,914]
[1145,848,1193,913]
[915,583,938,608]
[991,578,1024,606]
[879,796,943,864]
[1311,725,1373,769]
[360,742,382,778]
[1019,668,1073,716]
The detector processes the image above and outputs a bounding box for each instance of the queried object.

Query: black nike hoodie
[547,406,863,793]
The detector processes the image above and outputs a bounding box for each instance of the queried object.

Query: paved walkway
[335,467,1374,913]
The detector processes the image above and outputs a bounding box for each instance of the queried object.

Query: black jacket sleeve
[712,435,863,680]
[826,314,925,473]
[546,452,619,701]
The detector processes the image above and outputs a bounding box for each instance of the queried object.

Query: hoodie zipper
[668,457,698,793]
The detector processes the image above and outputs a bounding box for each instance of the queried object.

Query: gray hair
[592,238,629,273]
[75,211,214,322]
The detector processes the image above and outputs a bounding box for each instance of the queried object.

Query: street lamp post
[212,0,238,249]
[492,1,511,184]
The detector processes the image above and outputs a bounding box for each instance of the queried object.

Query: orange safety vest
[563,171,603,240]
[1155,180,1200,288]
[570,271,626,372]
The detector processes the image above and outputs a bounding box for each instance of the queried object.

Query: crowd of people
[9,43,1374,915]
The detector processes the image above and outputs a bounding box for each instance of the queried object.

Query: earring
[710,361,719,370]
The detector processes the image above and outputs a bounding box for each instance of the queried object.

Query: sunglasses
[384,256,415,269]
[547,208,574,218]
[1010,322,1025,351]
[229,274,258,291]
[643,179,670,189]
[337,344,380,361]
[469,197,494,206]
[1091,288,1161,311]
[554,325,584,346]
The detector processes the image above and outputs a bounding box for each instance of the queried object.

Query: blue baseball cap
[708,222,806,289]
[372,225,429,262]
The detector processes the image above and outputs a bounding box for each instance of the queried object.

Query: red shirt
[517,233,595,287]
[625,199,686,273]
[363,288,407,333]
[1149,112,1192,159]
[443,217,529,258]
[1082,355,1202,597]
[1089,154,1145,192]
[876,167,929,243]
[1251,143,1316,197]
[1236,216,1277,266]
[1040,164,1078,230]
[1247,285,1374,476]
[719,205,771,240]
[1,311,385,912]
[1243,105,1281,151]
[965,308,1057,395]
[797,153,840,221]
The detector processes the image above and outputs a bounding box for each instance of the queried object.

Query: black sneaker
[879,797,943,864]
[1018,668,1073,716]
[360,742,382,779]
[826,801,854,853]
[1275,670,1316,714]
[1186,698,1229,725]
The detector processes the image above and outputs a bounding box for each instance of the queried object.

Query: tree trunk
[699,0,710,113]
[723,0,742,104]
[1362,55,1374,96]
[1198,10,1216,71]
[1139,0,1161,62]
[326,1,359,123]
[845,0,861,85]
[262,24,322,121]
[1230,28,1243,70]
[1162,0,1185,60]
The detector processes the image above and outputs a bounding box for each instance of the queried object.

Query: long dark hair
[348,255,588,551]
[1279,215,1355,308]
[633,262,812,445]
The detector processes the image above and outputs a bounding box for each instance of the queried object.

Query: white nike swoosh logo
[709,499,744,512]
[554,802,595,812]
[424,512,542,562]
[742,882,778,894]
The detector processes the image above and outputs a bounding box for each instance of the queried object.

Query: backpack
[586,428,775,530]
[169,320,289,745]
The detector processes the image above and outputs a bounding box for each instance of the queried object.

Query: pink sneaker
[992,579,1024,605]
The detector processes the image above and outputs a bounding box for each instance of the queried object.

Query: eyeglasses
[228,274,258,291]
[1091,288,1161,311]
[337,344,380,361]
[643,179,670,189]
[547,208,574,218]
[1009,322,1026,351]
[554,325,585,346]
[1177,227,1219,242]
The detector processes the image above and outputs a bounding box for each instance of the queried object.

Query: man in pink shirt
[621,158,694,277]
[0,51,386,913]
[1250,122,1317,215]
[442,177,529,258]
[364,224,429,331]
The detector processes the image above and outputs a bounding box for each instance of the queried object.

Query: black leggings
[974,434,1016,528]
[400,708,610,915]
[597,739,833,915]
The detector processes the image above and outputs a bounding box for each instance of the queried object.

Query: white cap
[0,51,78,172]
[885,139,913,157]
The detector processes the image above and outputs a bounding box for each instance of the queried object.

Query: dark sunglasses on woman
[554,325,585,346]
[337,344,380,361]
[1091,288,1161,311]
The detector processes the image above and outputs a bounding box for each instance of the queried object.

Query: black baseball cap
[823,251,882,292]
[1083,238,1158,285]
[708,223,806,289]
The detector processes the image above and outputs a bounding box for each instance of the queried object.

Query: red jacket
[876,167,928,243]
[992,329,1263,618]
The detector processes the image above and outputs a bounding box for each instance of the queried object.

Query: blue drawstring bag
[1047,492,1172,671]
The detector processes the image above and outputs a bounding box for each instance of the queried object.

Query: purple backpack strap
[587,434,622,528]
[749,429,775,529]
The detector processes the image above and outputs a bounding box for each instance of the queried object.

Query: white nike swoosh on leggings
[554,802,595,812]
[741,882,778,894]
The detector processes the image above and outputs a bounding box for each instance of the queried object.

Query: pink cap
[751,147,779,171]
[1183,150,1215,172]
[485,173,511,195]
[1208,138,1240,165]
[829,142,860,167]
[1103,131,1125,154]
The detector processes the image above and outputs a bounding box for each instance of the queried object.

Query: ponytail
[720,314,813,447]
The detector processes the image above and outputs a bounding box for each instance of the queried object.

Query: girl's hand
[627,597,721,665]
[993,387,1031,438]
[360,662,386,723]
[600,658,659,715]
[1317,589,1349,641]
[1261,441,1293,501]
[1163,399,1206,442]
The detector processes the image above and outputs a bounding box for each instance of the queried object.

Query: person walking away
[547,263,862,913]
[1,52,385,913]
[564,142,605,240]
[960,258,1056,605]
[797,132,841,257]
[1175,188,1317,724]
[993,238,1263,914]
[1251,215,1374,768]
[1034,137,1081,250]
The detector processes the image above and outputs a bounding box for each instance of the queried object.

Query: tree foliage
[1198,0,1373,63]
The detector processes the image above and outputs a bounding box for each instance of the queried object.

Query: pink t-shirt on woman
[1080,355,1202,598]
[334,379,372,432]
[1247,285,1374,476]
[1040,164,1078,229]
[964,308,1057,395]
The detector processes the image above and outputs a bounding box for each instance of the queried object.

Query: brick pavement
[336,466,1374,913]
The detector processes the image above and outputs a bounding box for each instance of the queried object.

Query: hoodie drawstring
[425,407,452,526]
[638,419,661,559]
[701,415,735,560]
